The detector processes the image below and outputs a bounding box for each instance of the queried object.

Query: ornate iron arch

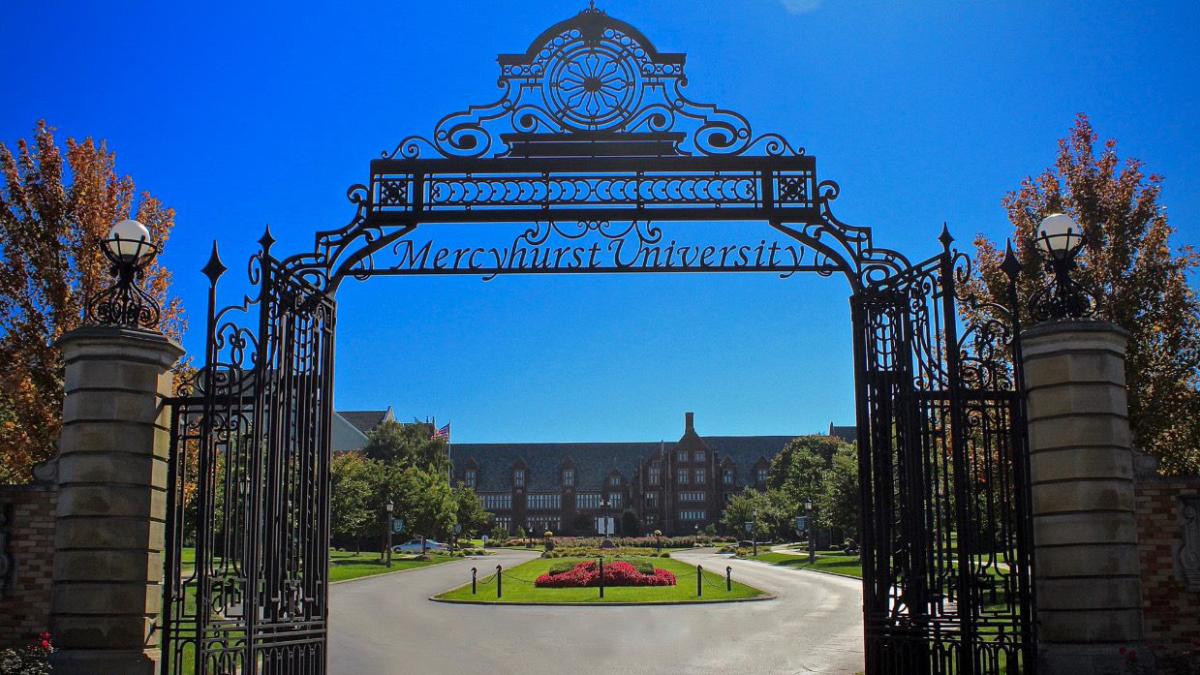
[265,4,909,292]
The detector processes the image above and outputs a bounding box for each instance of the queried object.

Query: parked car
[392,539,447,554]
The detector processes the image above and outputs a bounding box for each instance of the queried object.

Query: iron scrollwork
[84,232,162,330]
[388,5,802,160]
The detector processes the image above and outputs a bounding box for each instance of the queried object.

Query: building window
[562,468,574,487]
[608,493,622,509]
[693,450,705,462]
[528,516,560,532]
[649,463,661,485]
[680,491,705,502]
[480,494,512,510]
[528,493,561,510]
[723,469,734,485]
[756,467,768,484]
[677,469,689,485]
[609,474,621,487]
[514,469,525,488]
[464,469,476,489]
[678,510,706,521]
[677,450,688,463]
[695,468,706,484]
[495,516,512,532]
[645,492,658,506]
[577,493,601,509]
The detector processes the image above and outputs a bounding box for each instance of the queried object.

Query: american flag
[433,423,451,441]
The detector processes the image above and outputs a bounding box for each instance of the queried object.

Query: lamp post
[1027,212,1096,321]
[385,500,394,568]
[751,512,758,557]
[805,500,815,563]
[85,219,162,329]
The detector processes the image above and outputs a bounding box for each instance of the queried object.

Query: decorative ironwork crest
[389,4,801,159]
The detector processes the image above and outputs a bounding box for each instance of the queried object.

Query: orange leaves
[0,121,187,483]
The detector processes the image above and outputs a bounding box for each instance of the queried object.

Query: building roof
[828,423,857,443]
[450,435,800,493]
[338,408,395,436]
[331,412,370,453]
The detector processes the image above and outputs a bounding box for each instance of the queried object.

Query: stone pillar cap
[1022,319,1129,341]
[57,325,185,360]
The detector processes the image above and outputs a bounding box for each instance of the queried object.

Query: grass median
[435,555,767,604]
[744,550,864,579]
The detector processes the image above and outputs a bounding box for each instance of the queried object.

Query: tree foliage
[968,115,1200,475]
[767,435,848,505]
[362,420,449,472]
[0,122,186,483]
[453,484,491,537]
[816,444,860,539]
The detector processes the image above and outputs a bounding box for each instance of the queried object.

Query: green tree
[968,115,1200,475]
[767,435,847,505]
[817,445,860,541]
[330,452,374,551]
[396,466,456,545]
[452,485,491,537]
[362,419,449,472]
[720,488,770,537]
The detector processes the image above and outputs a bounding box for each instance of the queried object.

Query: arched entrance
[161,6,1035,674]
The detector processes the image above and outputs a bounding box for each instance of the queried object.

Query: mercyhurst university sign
[376,220,826,279]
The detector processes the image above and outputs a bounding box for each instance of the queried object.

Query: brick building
[449,412,854,535]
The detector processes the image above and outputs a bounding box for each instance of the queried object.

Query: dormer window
[756,467,768,485]
[514,469,525,488]
[609,474,621,487]
[562,468,574,487]
[723,468,734,485]
[465,469,477,489]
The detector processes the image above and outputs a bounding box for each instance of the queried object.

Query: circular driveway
[328,548,864,674]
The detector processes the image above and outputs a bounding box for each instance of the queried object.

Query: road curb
[428,593,777,606]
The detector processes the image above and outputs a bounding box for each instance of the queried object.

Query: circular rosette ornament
[545,40,643,131]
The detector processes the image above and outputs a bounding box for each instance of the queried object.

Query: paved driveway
[328,548,864,675]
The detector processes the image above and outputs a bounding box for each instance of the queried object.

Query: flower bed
[535,560,676,588]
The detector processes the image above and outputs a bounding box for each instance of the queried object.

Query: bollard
[697,564,703,597]
[599,557,605,599]
[726,566,732,592]
[496,564,503,598]
[472,567,477,595]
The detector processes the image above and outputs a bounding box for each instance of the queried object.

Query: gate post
[49,326,183,675]
[1021,320,1148,674]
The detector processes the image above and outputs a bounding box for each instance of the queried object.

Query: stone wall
[1134,454,1200,666]
[0,481,57,647]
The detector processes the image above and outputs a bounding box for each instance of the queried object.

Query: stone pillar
[50,326,183,675]
[1022,320,1150,673]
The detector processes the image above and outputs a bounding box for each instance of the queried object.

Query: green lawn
[745,550,864,579]
[175,547,462,583]
[435,556,766,604]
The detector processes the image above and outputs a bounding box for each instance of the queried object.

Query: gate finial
[202,241,227,286]
[1000,240,1022,283]
[938,222,954,251]
[259,224,276,256]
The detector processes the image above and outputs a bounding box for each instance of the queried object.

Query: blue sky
[3,0,1199,443]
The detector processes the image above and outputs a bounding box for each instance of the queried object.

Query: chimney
[685,411,695,434]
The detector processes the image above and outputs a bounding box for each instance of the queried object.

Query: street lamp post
[805,500,815,563]
[385,500,395,568]
[1026,212,1096,321]
[752,512,758,557]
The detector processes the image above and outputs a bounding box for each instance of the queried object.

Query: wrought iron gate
[854,236,1035,674]
[158,6,1035,674]
[162,245,336,675]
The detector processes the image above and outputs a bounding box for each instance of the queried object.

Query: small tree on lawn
[817,445,860,543]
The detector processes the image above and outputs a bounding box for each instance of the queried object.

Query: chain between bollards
[696,564,702,597]
[496,564,503,598]
[471,567,477,595]
[726,566,732,592]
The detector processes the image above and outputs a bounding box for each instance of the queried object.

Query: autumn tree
[969,115,1200,475]
[0,122,186,483]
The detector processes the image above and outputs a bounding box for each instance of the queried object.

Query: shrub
[534,561,676,588]
[0,633,53,675]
